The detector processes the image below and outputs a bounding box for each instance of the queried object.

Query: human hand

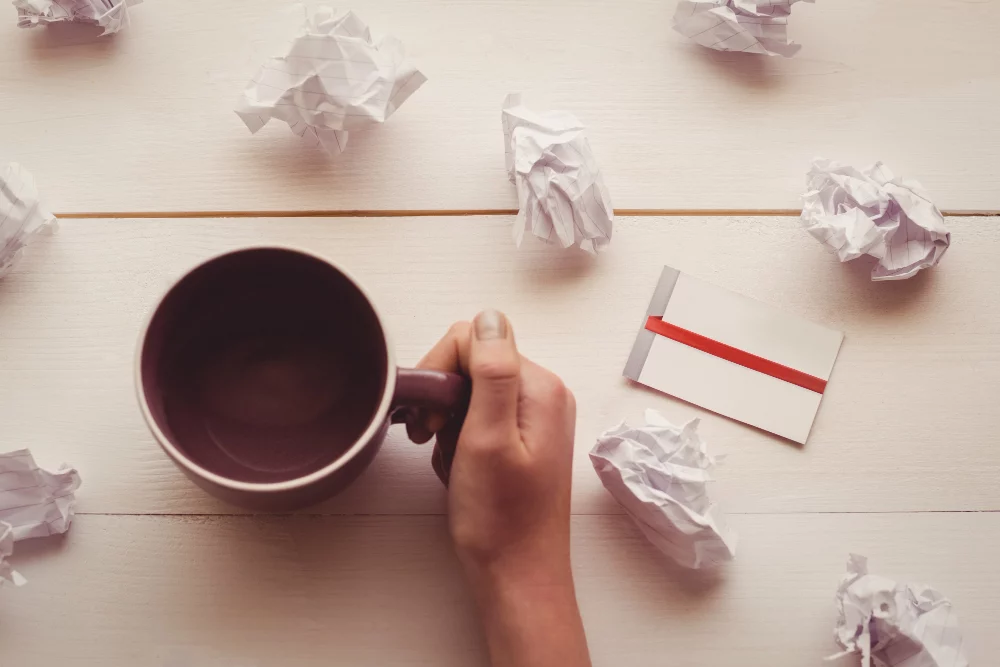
[406,309,576,575]
[406,310,591,667]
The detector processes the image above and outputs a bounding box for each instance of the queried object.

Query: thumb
[464,309,521,442]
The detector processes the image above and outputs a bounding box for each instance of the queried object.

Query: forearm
[469,560,592,667]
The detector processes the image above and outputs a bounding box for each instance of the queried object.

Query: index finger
[416,321,473,375]
[408,321,473,439]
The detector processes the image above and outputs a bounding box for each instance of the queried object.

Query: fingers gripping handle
[391,368,470,424]
[391,369,470,481]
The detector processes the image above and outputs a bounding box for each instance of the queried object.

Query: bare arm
[469,560,590,667]
[407,310,592,667]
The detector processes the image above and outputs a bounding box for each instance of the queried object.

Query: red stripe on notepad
[644,316,827,394]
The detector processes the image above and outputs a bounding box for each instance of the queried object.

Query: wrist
[457,530,573,593]
[463,553,591,667]
[464,550,575,602]
[463,548,580,637]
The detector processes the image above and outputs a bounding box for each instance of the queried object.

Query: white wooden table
[1,2,999,666]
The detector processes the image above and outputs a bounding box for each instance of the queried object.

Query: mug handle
[390,368,471,478]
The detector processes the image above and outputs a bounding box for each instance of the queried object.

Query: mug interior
[140,248,389,484]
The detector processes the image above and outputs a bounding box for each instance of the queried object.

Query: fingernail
[474,309,507,340]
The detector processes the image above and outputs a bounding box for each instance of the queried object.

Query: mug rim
[134,244,398,495]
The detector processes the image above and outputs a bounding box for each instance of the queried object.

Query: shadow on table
[235,118,416,197]
[0,231,59,294]
[22,21,121,54]
[830,254,938,317]
[7,531,71,565]
[594,512,726,604]
[514,239,600,287]
[679,44,781,92]
[239,131,337,182]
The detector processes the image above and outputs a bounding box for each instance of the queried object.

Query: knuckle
[447,321,471,339]
[461,429,510,453]
[459,420,515,447]
[538,372,569,404]
[564,387,577,412]
[470,355,520,381]
[509,451,538,477]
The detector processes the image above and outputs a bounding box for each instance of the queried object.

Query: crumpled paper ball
[673,0,812,57]
[1,162,57,279]
[0,522,26,588]
[14,0,140,35]
[801,158,950,281]
[828,554,969,667]
[236,7,426,155]
[502,93,614,254]
[590,409,736,569]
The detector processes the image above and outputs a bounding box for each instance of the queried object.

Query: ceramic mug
[135,247,469,510]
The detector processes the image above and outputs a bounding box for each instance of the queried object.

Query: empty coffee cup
[135,247,468,510]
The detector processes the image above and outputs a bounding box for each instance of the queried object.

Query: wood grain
[0,0,998,213]
[0,513,996,665]
[0,216,997,515]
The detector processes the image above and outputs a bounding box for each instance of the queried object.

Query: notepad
[624,267,844,444]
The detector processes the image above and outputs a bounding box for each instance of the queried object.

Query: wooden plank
[0,216,997,515]
[0,0,998,213]
[0,513,996,665]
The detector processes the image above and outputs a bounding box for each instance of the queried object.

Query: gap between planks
[74,509,1000,518]
[55,209,793,219]
[53,209,1000,219]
